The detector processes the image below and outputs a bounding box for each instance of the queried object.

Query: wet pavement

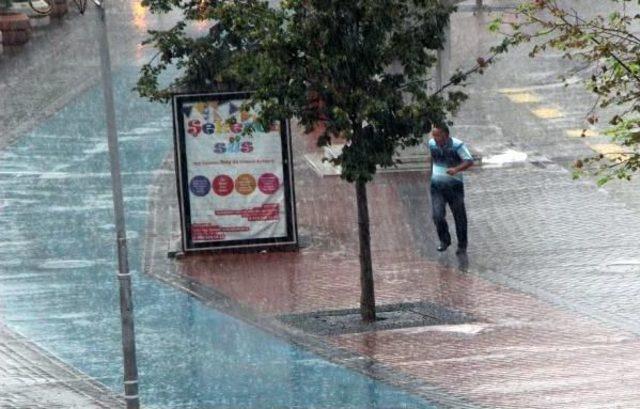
[0,324,121,408]
[0,2,450,408]
[1,3,146,149]
[3,0,640,408]
[147,0,640,407]
[1,62,445,408]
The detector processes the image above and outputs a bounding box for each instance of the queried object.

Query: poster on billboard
[172,91,298,252]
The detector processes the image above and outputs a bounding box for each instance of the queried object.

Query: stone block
[0,12,31,46]
[0,12,31,31]
[1,27,31,46]
[50,0,68,17]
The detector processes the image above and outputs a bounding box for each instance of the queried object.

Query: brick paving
[0,3,177,407]
[0,324,121,409]
[3,0,638,407]
[144,116,640,407]
[0,0,180,151]
[142,4,640,407]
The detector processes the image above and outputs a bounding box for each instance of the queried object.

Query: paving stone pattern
[145,127,640,407]
[0,325,121,409]
[279,301,476,336]
[143,3,640,407]
[0,4,177,407]
[4,0,640,407]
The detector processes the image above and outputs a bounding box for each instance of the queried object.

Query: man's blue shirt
[427,137,473,185]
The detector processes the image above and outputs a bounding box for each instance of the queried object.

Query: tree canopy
[136,0,485,182]
[137,0,494,321]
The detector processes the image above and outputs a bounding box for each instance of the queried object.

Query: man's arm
[446,160,473,176]
[427,139,434,174]
[446,142,473,176]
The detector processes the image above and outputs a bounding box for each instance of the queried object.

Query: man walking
[428,124,473,254]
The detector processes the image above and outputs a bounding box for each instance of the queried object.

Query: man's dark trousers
[430,182,467,249]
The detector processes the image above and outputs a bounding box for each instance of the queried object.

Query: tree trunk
[355,179,376,322]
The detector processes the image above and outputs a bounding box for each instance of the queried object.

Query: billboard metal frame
[172,91,298,253]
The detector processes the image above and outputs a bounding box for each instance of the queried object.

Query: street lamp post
[27,1,140,408]
[95,2,140,408]
[436,0,453,90]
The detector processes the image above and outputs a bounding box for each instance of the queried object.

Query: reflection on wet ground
[0,69,436,408]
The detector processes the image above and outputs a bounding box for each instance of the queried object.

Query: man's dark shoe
[437,242,450,252]
[456,246,467,255]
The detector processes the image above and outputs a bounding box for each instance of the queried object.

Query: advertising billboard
[172,92,298,252]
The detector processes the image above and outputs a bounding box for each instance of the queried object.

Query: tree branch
[433,54,497,96]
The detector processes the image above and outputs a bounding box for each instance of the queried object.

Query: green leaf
[597,176,612,187]
[488,18,502,32]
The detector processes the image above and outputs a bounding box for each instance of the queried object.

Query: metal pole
[436,18,451,90]
[436,0,453,91]
[95,2,140,408]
